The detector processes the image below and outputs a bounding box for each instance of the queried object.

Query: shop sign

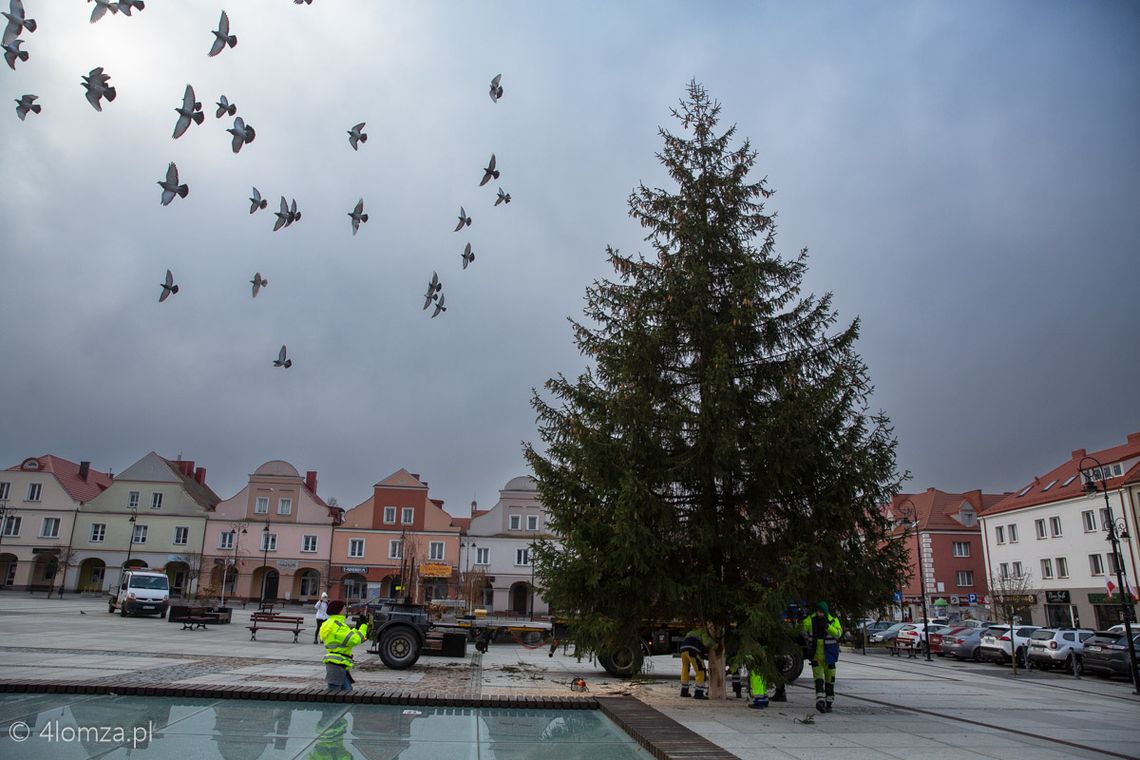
[277,559,298,570]
[420,563,453,578]
[342,566,367,574]
[1088,592,1137,605]
[1044,590,1070,604]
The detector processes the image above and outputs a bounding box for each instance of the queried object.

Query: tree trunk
[708,638,727,700]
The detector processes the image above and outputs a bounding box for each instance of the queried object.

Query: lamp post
[1081,456,1139,694]
[259,518,271,609]
[461,537,476,609]
[0,501,13,589]
[898,498,932,661]
[122,507,138,576]
[219,522,247,609]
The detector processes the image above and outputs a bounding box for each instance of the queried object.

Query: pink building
[200,460,342,606]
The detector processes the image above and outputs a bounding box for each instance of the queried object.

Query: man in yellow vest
[320,600,369,692]
[679,627,713,699]
[802,600,842,713]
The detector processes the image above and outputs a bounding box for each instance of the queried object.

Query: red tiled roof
[982,431,1140,516]
[5,455,112,503]
[451,517,472,531]
[886,488,1000,531]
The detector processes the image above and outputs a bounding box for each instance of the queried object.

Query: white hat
[320,592,328,599]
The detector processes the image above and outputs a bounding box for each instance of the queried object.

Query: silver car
[1026,628,1095,672]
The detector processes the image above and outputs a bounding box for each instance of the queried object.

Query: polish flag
[1127,580,1139,603]
[1106,577,1117,596]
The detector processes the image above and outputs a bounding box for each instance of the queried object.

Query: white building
[979,432,1140,629]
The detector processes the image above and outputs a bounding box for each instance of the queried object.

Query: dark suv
[1082,630,1140,681]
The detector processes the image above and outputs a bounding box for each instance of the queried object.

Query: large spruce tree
[524,82,907,697]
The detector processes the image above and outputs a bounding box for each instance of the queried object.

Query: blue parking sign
[967,593,977,604]
[893,591,902,603]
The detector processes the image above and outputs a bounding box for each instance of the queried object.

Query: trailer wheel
[775,638,804,683]
[378,626,422,670]
[599,643,644,678]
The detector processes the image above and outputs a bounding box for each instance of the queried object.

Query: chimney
[1071,448,1086,461]
[78,461,91,482]
[305,470,318,493]
[194,467,206,484]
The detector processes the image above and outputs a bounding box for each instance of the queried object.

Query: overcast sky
[2,1,1137,515]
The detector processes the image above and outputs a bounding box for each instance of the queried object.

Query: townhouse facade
[887,488,1001,622]
[0,456,112,592]
[200,460,341,605]
[73,452,221,597]
[979,432,1140,630]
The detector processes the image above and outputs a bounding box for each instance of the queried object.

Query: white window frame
[1108,552,1123,575]
[90,523,106,543]
[40,517,60,538]
[128,491,140,510]
[995,525,1005,544]
[1034,519,1047,540]
[1040,558,1053,579]
[509,515,521,531]
[132,524,148,544]
[151,492,163,510]
[401,507,414,525]
[1089,553,1104,575]
[389,539,403,560]
[383,506,396,524]
[955,570,974,587]
[219,531,234,550]
[261,532,278,552]
[1056,556,1068,578]
[429,541,445,560]
[302,535,318,553]
[1082,510,1097,532]
[277,498,292,516]
[1049,516,1062,538]
[952,541,970,558]
[1099,508,1110,530]
[515,547,531,566]
[1008,524,1019,543]
[173,526,189,546]
[999,562,1009,580]
[1,515,19,537]
[0,482,10,500]
[475,547,489,565]
[1012,561,1023,577]
[300,571,320,596]
[26,483,42,502]
[526,515,539,531]
[348,538,365,559]
[255,496,269,514]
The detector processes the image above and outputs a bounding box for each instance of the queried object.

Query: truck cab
[109,570,170,618]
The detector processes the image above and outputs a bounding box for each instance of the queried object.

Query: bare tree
[988,570,1039,675]
[172,553,205,599]
[46,547,77,598]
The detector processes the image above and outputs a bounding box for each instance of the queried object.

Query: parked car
[1026,628,1095,672]
[978,624,1041,665]
[843,618,889,643]
[896,623,949,651]
[929,625,972,656]
[870,622,909,644]
[1105,624,1128,634]
[942,627,987,661]
[1082,631,1140,681]
[955,619,994,629]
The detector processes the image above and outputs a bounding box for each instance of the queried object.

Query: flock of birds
[7,2,515,369]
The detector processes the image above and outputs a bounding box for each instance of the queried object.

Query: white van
[109,570,170,618]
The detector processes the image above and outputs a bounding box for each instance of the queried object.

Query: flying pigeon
[81,67,116,111]
[215,94,236,118]
[347,198,368,235]
[172,84,205,139]
[347,122,367,151]
[495,187,511,206]
[422,271,442,309]
[2,1,35,44]
[273,345,292,368]
[2,37,26,69]
[479,153,500,187]
[250,272,268,298]
[461,242,474,270]
[158,269,178,302]
[208,10,236,57]
[248,186,267,214]
[294,0,313,4]
[489,73,503,103]
[288,198,301,225]
[88,0,118,24]
[454,206,471,232]
[227,116,255,153]
[116,1,145,16]
[273,196,300,230]
[431,293,447,318]
[14,93,39,120]
[157,162,188,206]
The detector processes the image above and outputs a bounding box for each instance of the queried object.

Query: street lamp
[0,501,13,589]
[898,497,932,661]
[1081,455,1139,694]
[219,522,247,609]
[461,537,477,609]
[122,507,138,574]
[259,518,271,609]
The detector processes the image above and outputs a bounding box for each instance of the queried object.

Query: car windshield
[129,576,168,589]
[1030,630,1056,641]
[927,625,949,634]
[983,627,1008,637]
[886,623,907,632]
[1015,627,1038,636]
[1087,633,1123,645]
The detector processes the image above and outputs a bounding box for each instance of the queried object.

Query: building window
[995,526,1005,544]
[509,515,521,531]
[219,532,234,550]
[1035,519,1047,540]
[999,562,1009,580]
[1012,561,1023,577]
[277,498,292,515]
[389,539,403,560]
[1089,554,1104,575]
[40,517,60,538]
[1008,524,1019,543]
[527,515,539,531]
[475,547,489,565]
[952,542,970,558]
[132,525,148,544]
[128,491,139,510]
[429,541,444,560]
[173,527,189,545]
[1,515,19,538]
[1082,510,1097,532]
[349,539,365,558]
[1040,558,1053,579]
[1049,516,1062,538]
[956,570,974,587]
[302,535,317,553]
[1056,557,1068,578]
[300,570,321,596]
[516,547,531,566]
[401,507,414,525]
[0,482,9,500]
[255,497,269,514]
[1040,479,1057,492]
[26,483,42,502]
[90,523,106,543]
[150,493,163,510]
[384,506,396,524]
[261,532,277,552]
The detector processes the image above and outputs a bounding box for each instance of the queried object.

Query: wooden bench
[182,607,221,631]
[247,612,304,643]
